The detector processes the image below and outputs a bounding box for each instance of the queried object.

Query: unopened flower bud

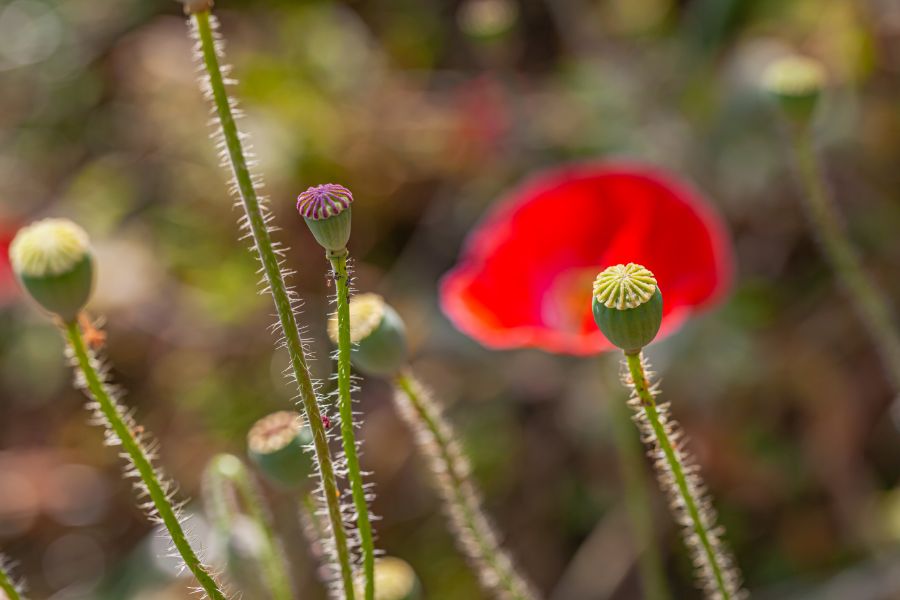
[328,293,408,376]
[356,557,422,600]
[247,411,313,488]
[762,55,825,124]
[592,263,663,354]
[296,184,353,254]
[10,218,94,322]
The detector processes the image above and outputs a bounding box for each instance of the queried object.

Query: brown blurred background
[2,0,900,598]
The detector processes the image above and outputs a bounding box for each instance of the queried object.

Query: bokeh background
[2,0,900,598]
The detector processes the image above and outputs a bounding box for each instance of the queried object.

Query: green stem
[64,321,227,600]
[790,127,900,395]
[394,371,537,600]
[329,251,375,600]
[0,560,22,600]
[624,352,736,600]
[206,455,293,600]
[190,9,355,598]
[608,386,671,600]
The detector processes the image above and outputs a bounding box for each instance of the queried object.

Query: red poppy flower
[440,162,734,355]
[0,225,18,305]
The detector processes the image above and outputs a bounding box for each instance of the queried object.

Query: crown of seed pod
[762,55,825,124]
[247,411,314,488]
[296,183,354,254]
[355,557,422,600]
[9,218,95,323]
[591,263,663,355]
[328,293,408,376]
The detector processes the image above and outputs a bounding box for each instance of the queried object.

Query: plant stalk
[329,250,376,600]
[189,10,355,598]
[65,321,227,600]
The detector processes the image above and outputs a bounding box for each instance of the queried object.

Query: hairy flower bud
[328,293,408,376]
[296,183,353,253]
[10,218,94,322]
[762,55,825,124]
[592,263,663,354]
[247,411,314,488]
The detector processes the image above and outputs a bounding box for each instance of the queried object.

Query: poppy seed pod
[762,55,825,124]
[328,293,408,376]
[592,263,663,355]
[247,411,314,489]
[356,557,422,600]
[10,218,95,323]
[296,184,353,253]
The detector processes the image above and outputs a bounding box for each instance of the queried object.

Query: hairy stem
[329,251,376,600]
[0,557,23,600]
[394,371,537,600]
[790,127,900,399]
[64,321,227,600]
[204,455,293,600]
[623,352,742,600]
[189,9,355,597]
[608,387,671,600]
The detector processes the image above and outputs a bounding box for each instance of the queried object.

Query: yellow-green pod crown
[328,293,408,376]
[762,55,825,124]
[355,557,422,600]
[10,218,95,322]
[592,263,663,354]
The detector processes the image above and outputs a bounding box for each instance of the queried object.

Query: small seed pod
[328,293,408,376]
[592,263,663,355]
[296,183,353,253]
[247,411,314,489]
[761,55,825,124]
[356,557,422,600]
[10,218,95,323]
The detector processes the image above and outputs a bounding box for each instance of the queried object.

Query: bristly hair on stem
[63,321,229,600]
[185,6,356,598]
[393,371,538,600]
[0,554,25,600]
[329,251,377,600]
[623,352,745,600]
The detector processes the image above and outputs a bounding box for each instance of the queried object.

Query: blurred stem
[190,9,356,598]
[393,370,537,600]
[64,321,227,600]
[206,456,293,600]
[789,127,900,399]
[0,561,22,600]
[329,250,376,600]
[608,387,671,600]
[624,352,734,600]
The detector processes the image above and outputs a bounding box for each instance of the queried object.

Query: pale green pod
[247,411,314,489]
[328,293,408,376]
[761,55,825,124]
[591,263,663,354]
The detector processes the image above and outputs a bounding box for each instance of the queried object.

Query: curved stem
[205,455,293,600]
[790,127,900,397]
[608,388,671,600]
[0,559,22,600]
[394,371,537,600]
[624,352,740,600]
[329,251,376,600]
[64,321,227,600]
[189,9,355,598]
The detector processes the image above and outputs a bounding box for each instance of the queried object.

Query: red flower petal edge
[440,161,734,356]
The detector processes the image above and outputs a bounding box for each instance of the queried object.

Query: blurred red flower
[0,226,17,305]
[440,162,734,355]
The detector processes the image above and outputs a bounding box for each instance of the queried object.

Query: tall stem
[189,9,355,597]
[0,558,22,600]
[64,321,227,600]
[623,352,742,600]
[790,127,900,397]
[608,387,671,600]
[329,250,376,600]
[205,455,293,600]
[394,371,537,600]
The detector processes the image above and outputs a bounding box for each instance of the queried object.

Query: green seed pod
[247,411,314,489]
[592,263,663,355]
[328,293,408,377]
[296,184,353,253]
[10,218,95,323]
[761,55,825,125]
[355,557,422,600]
